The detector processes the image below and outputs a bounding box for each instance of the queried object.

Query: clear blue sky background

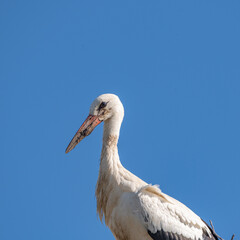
[1,1,240,239]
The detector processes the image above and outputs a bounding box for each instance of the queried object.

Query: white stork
[65,93,220,240]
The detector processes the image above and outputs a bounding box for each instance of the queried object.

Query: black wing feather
[148,229,192,240]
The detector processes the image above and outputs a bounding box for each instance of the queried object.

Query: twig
[209,220,224,240]
[201,218,234,240]
[210,220,215,232]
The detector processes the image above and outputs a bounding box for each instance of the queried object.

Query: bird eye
[98,101,107,110]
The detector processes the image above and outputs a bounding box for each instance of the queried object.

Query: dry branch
[208,220,235,240]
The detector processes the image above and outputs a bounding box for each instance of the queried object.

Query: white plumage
[66,94,218,240]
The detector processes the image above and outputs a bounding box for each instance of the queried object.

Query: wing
[137,185,217,240]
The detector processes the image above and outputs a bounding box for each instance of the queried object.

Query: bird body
[66,94,218,240]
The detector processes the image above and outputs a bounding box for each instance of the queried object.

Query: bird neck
[103,114,122,142]
[96,117,122,223]
[95,116,146,224]
[100,115,122,176]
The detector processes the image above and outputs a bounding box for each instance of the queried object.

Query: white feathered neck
[95,111,146,224]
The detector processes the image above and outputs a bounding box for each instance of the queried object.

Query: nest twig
[208,220,235,240]
[201,219,235,240]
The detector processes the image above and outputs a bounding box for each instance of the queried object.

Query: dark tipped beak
[65,115,102,153]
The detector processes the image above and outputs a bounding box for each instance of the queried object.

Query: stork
[65,93,220,240]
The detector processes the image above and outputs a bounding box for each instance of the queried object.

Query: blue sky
[1,1,240,239]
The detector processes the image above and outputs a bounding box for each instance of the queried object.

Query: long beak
[65,115,102,153]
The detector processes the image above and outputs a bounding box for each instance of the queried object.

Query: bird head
[65,94,124,153]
